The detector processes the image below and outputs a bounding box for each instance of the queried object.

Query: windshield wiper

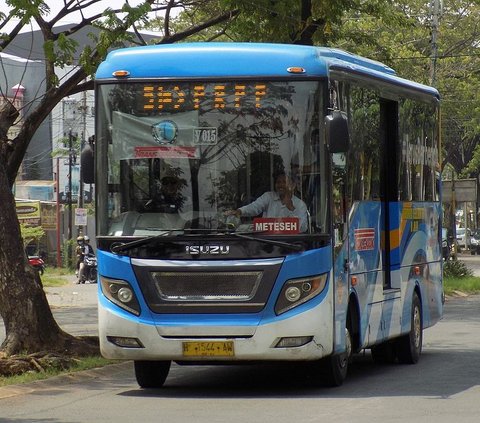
[229,231,304,251]
[183,227,303,251]
[111,229,183,253]
[111,228,304,254]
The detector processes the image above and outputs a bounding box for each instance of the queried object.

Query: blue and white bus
[88,43,443,387]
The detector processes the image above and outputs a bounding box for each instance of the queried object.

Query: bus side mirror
[325,110,349,153]
[81,144,95,184]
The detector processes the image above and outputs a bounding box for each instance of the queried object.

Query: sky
[0,0,166,32]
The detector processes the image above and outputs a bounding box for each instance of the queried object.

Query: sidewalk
[0,276,99,344]
[45,275,98,308]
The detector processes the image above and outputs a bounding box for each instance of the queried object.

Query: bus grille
[131,257,282,313]
[151,271,262,301]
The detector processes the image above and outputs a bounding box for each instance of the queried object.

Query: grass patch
[41,267,71,287]
[444,276,480,296]
[0,356,118,387]
[442,259,480,295]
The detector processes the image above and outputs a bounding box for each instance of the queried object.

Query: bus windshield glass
[96,80,328,237]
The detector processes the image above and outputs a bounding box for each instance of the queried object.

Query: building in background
[2,25,155,264]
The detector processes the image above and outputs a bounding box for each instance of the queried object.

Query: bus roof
[96,43,439,98]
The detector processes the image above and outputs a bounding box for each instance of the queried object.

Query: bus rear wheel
[396,292,422,364]
[134,360,171,388]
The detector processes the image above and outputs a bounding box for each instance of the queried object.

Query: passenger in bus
[225,172,308,232]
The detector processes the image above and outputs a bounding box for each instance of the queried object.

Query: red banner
[354,228,375,251]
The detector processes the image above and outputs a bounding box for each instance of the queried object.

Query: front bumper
[99,298,334,362]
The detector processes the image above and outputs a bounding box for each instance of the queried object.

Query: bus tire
[320,325,352,387]
[134,360,171,388]
[371,340,397,364]
[396,292,422,364]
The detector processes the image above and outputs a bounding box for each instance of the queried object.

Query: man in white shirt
[225,172,308,233]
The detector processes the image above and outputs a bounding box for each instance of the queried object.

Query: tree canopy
[1,0,479,359]
[336,0,480,175]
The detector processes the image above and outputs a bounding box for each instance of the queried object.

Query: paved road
[0,264,479,422]
[0,293,479,422]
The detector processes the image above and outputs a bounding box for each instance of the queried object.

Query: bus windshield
[95,80,328,237]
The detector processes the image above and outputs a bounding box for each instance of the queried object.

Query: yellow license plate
[182,341,234,357]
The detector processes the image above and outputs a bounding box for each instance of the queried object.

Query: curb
[0,361,131,399]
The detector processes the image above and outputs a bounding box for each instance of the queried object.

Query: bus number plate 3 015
[182,341,234,357]
[193,127,217,145]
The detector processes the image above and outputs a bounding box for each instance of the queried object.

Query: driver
[225,172,308,232]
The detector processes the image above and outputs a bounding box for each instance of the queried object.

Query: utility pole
[77,88,87,235]
[55,157,62,267]
[67,129,73,265]
[430,0,442,86]
[451,170,457,259]
[68,129,73,242]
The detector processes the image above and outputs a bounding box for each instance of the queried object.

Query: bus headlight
[275,274,327,315]
[100,277,141,316]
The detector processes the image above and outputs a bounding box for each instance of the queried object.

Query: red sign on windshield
[253,217,300,234]
[134,146,198,159]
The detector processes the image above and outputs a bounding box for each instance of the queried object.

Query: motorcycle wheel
[90,268,98,283]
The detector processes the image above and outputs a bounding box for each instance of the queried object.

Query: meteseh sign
[442,179,477,203]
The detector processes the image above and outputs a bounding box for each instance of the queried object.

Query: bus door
[342,93,395,346]
[348,199,386,345]
[332,152,350,352]
[345,98,402,346]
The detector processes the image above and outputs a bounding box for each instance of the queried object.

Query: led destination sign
[141,83,267,112]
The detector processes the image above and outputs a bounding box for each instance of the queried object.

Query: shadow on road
[117,295,480,400]
[117,346,479,400]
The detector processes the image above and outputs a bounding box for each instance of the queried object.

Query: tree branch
[164,0,176,37]
[158,9,240,44]
[0,20,26,51]
[6,67,87,185]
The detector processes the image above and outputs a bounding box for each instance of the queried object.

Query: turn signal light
[112,70,130,77]
[287,67,306,74]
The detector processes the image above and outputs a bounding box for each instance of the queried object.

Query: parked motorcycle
[28,255,46,275]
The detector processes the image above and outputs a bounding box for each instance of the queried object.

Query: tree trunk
[0,104,96,357]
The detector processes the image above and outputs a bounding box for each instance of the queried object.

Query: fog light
[275,336,313,348]
[107,336,144,348]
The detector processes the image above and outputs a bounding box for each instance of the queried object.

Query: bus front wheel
[315,324,352,387]
[134,360,171,388]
